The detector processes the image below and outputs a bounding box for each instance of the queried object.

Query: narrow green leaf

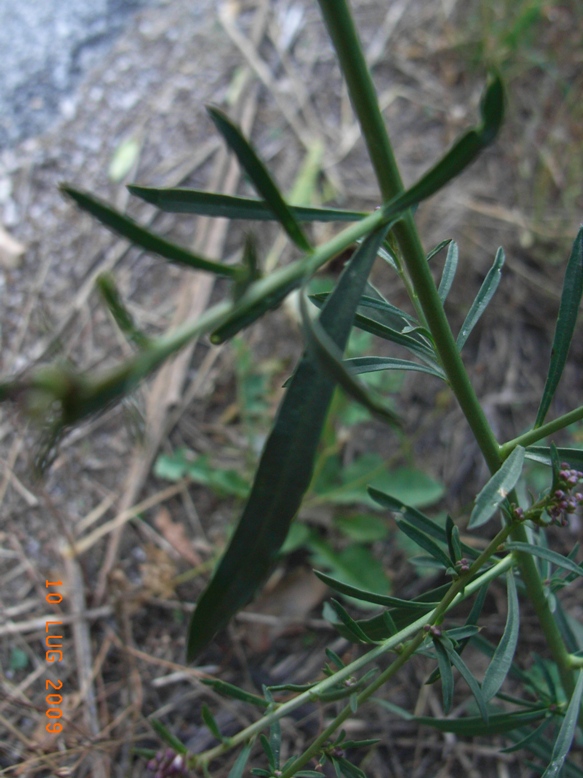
[149,719,188,754]
[445,644,489,723]
[260,734,276,770]
[349,312,439,365]
[427,239,452,262]
[501,715,554,753]
[433,637,455,714]
[206,106,310,252]
[396,520,453,570]
[345,356,445,380]
[314,569,438,610]
[456,247,505,350]
[186,226,388,660]
[505,543,583,578]
[332,756,367,778]
[525,446,583,471]
[482,572,519,701]
[300,291,401,426]
[269,717,281,772]
[329,599,378,644]
[438,240,459,302]
[201,678,269,709]
[96,273,150,349]
[377,73,505,220]
[468,445,525,529]
[535,227,583,428]
[542,670,583,777]
[369,488,480,560]
[128,185,367,222]
[60,185,238,277]
[201,704,223,742]
[376,699,548,737]
[228,741,254,778]
[446,515,460,565]
[356,294,416,325]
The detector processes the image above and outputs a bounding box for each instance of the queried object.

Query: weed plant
[2,1,583,775]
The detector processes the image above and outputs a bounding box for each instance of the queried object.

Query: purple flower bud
[554,490,566,500]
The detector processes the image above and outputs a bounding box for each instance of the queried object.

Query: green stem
[194,553,514,773]
[500,405,583,458]
[318,0,576,713]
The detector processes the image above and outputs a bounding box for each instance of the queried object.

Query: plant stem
[317,0,577,709]
[193,554,514,772]
[500,405,583,458]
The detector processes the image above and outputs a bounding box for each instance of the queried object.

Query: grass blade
[456,247,505,351]
[206,106,311,252]
[535,227,583,428]
[128,185,367,222]
[482,572,519,701]
[60,185,237,277]
[186,226,388,660]
[468,445,525,529]
[542,670,583,777]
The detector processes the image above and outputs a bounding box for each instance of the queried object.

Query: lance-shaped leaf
[456,247,505,351]
[482,572,519,701]
[345,355,445,381]
[427,239,452,262]
[206,106,310,252]
[378,73,504,221]
[396,520,453,570]
[505,543,583,579]
[228,741,254,778]
[60,185,238,277]
[369,488,480,560]
[355,313,439,364]
[356,294,416,326]
[376,699,549,737]
[186,226,389,660]
[468,446,525,529]
[201,678,269,709]
[542,670,583,778]
[443,641,489,722]
[96,273,151,349]
[438,240,459,303]
[525,446,583,471]
[432,636,455,714]
[300,291,401,426]
[535,227,583,428]
[128,185,367,222]
[314,569,438,610]
[149,718,189,754]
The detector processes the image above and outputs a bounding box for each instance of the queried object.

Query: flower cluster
[514,464,583,527]
[146,749,189,778]
[546,466,583,526]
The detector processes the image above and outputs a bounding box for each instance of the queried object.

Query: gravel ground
[0,0,162,149]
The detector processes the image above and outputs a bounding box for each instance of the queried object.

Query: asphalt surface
[0,0,160,150]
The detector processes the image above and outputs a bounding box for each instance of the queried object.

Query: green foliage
[2,1,583,776]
